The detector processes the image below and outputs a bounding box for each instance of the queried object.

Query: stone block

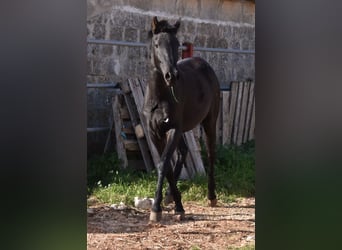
[101,45,113,57]
[124,27,138,42]
[240,38,250,50]
[194,35,207,47]
[126,12,147,30]
[139,29,150,43]
[87,59,93,74]
[222,25,232,39]
[184,21,197,34]
[206,36,216,48]
[216,38,228,48]
[110,26,123,41]
[92,15,105,39]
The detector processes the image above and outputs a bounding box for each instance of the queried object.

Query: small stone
[110,204,118,209]
[173,214,182,221]
[134,197,154,210]
[118,202,127,209]
[246,235,255,241]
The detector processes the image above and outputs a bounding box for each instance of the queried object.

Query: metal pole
[87,38,255,55]
[87,38,147,48]
[87,127,110,132]
[87,83,118,88]
[193,46,254,54]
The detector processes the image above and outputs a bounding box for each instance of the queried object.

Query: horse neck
[148,68,168,98]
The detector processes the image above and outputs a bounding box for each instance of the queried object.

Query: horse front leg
[165,135,188,206]
[150,128,184,222]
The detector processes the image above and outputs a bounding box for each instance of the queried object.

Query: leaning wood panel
[112,95,128,168]
[183,131,206,175]
[243,81,255,143]
[249,96,256,140]
[139,79,147,96]
[192,125,202,147]
[237,82,250,145]
[221,91,230,145]
[227,82,238,144]
[215,92,223,145]
[232,82,244,144]
[129,79,145,113]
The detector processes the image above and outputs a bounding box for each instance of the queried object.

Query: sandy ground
[87,197,254,249]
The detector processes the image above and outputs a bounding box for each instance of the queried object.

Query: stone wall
[86,0,255,153]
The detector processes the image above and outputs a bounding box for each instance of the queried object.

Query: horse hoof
[149,211,162,222]
[173,211,185,221]
[164,195,174,206]
[208,198,217,207]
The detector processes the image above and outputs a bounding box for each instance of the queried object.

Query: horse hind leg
[202,113,218,207]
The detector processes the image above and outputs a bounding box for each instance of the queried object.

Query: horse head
[149,16,181,86]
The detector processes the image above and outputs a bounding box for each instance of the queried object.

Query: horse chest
[149,102,176,132]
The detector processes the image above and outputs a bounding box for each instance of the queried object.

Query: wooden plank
[103,118,114,154]
[112,95,128,168]
[192,125,201,143]
[183,131,206,175]
[134,124,145,139]
[122,124,134,135]
[119,107,130,119]
[249,95,256,140]
[232,82,243,144]
[227,82,238,144]
[237,82,250,146]
[128,79,145,113]
[221,91,230,145]
[124,139,140,151]
[139,78,147,95]
[127,79,161,168]
[216,92,223,145]
[243,81,255,143]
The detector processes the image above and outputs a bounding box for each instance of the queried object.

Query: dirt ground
[87,197,255,250]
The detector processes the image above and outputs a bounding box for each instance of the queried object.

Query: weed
[87,140,255,205]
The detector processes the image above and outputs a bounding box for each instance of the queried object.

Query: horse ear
[152,16,159,34]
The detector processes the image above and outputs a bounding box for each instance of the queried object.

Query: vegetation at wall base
[87,140,255,206]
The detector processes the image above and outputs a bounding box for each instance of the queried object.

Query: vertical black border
[257,1,342,249]
[0,1,87,249]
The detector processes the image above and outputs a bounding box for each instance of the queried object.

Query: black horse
[143,17,220,222]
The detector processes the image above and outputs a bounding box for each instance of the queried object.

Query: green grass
[227,246,255,250]
[87,140,255,206]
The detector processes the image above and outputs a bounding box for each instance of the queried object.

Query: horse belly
[182,96,211,132]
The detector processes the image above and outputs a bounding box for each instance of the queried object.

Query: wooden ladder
[111,83,154,172]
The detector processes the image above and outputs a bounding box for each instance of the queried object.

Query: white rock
[246,235,255,241]
[110,202,127,210]
[110,204,118,209]
[134,197,154,210]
